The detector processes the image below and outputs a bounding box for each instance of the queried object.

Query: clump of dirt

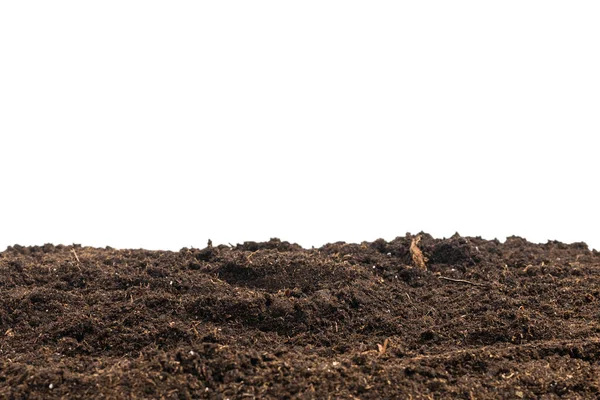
[1,234,599,399]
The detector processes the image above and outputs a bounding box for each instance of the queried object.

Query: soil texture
[1,234,600,399]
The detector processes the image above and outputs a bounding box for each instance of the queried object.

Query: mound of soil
[1,234,599,399]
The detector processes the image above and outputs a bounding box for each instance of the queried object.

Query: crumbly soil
[1,234,599,399]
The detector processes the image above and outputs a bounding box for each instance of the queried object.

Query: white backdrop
[1,2,599,250]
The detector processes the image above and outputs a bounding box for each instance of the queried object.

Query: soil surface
[1,234,600,399]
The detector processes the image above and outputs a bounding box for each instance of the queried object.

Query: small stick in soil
[438,276,482,286]
[246,251,258,264]
[71,249,82,270]
[410,235,428,271]
[377,338,390,355]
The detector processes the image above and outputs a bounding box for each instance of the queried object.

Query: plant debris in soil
[1,233,600,399]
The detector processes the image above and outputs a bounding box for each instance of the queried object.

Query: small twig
[71,249,81,263]
[377,338,390,355]
[501,372,516,379]
[438,276,482,286]
[246,250,259,264]
[71,249,82,270]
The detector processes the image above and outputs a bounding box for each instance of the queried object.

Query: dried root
[410,235,428,271]
[377,338,390,355]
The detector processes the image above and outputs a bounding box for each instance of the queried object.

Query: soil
[1,234,599,399]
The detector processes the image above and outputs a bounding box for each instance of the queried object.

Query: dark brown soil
[1,234,600,399]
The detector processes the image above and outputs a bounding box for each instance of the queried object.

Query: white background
[1,2,598,251]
